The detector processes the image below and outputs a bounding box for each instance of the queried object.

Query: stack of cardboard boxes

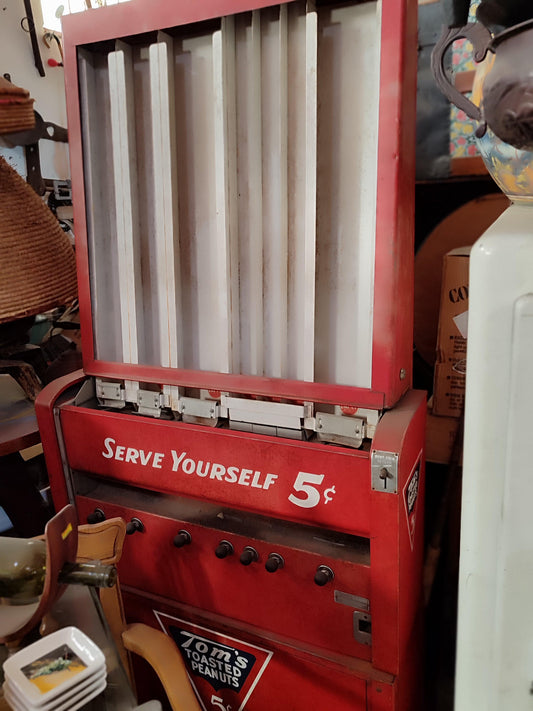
[427,247,470,463]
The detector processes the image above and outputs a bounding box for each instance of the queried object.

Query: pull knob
[86,508,106,525]
[265,553,284,573]
[215,540,234,559]
[240,546,259,566]
[126,517,144,535]
[314,565,335,586]
[173,530,192,548]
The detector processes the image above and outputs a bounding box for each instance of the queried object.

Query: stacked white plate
[2,627,106,711]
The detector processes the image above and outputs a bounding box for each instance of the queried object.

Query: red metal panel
[371,0,418,406]
[123,589,391,711]
[85,361,386,409]
[62,0,294,46]
[38,381,426,710]
[369,390,426,677]
[60,405,371,535]
[368,680,396,711]
[34,370,86,510]
[76,495,372,659]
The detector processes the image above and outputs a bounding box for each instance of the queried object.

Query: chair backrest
[77,517,201,711]
[77,517,132,682]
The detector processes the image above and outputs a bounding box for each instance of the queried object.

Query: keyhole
[379,467,391,489]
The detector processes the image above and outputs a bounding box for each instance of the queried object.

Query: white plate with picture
[3,627,105,707]
[4,673,106,711]
[5,668,106,710]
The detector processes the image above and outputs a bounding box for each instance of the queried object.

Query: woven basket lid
[0,156,78,324]
[0,77,35,134]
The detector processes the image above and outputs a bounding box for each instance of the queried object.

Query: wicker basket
[0,156,77,324]
[0,77,35,134]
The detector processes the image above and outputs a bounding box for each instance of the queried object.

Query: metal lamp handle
[431,22,493,120]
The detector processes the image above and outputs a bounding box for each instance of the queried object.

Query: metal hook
[43,31,64,61]
[20,15,34,33]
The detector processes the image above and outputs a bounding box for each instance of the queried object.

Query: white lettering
[152,452,164,469]
[211,463,225,481]
[238,469,252,486]
[102,437,115,458]
[139,450,152,466]
[225,466,238,483]
[108,443,281,493]
[263,473,278,490]
[196,460,210,477]
[125,448,138,464]
[251,471,262,489]
[182,458,195,474]
[171,450,187,472]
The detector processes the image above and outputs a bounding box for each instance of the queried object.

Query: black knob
[126,517,144,535]
[215,540,234,559]
[265,553,284,573]
[314,565,335,586]
[240,547,259,566]
[173,530,192,548]
[86,508,106,525]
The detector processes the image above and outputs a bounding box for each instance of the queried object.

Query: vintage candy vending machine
[36,0,425,708]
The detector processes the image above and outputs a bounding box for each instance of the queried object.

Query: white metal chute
[78,49,121,363]
[213,17,239,375]
[314,1,380,389]
[149,33,182,408]
[108,41,142,401]
[108,41,142,367]
[149,32,182,371]
[236,10,265,377]
[285,1,317,384]
[262,4,289,380]
[302,0,318,383]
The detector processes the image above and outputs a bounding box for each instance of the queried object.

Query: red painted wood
[123,589,387,711]
[40,381,425,710]
[371,0,418,407]
[34,370,86,510]
[63,0,417,409]
[44,2,425,709]
[370,390,426,677]
[77,495,371,659]
[368,679,396,711]
[83,360,386,409]
[60,405,371,535]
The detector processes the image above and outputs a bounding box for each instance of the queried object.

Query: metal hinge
[314,412,365,448]
[177,396,220,422]
[95,378,125,409]
[371,450,399,493]
[137,389,163,418]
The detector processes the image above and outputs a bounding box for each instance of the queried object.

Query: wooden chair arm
[122,623,201,711]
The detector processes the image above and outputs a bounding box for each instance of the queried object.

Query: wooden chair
[77,517,201,711]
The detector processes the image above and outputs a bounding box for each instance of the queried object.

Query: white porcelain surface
[3,627,105,706]
[5,668,106,710]
[4,675,106,711]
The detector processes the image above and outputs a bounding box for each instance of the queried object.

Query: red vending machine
[37,0,425,708]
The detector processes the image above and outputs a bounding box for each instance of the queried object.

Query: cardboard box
[426,404,462,464]
[432,247,470,417]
